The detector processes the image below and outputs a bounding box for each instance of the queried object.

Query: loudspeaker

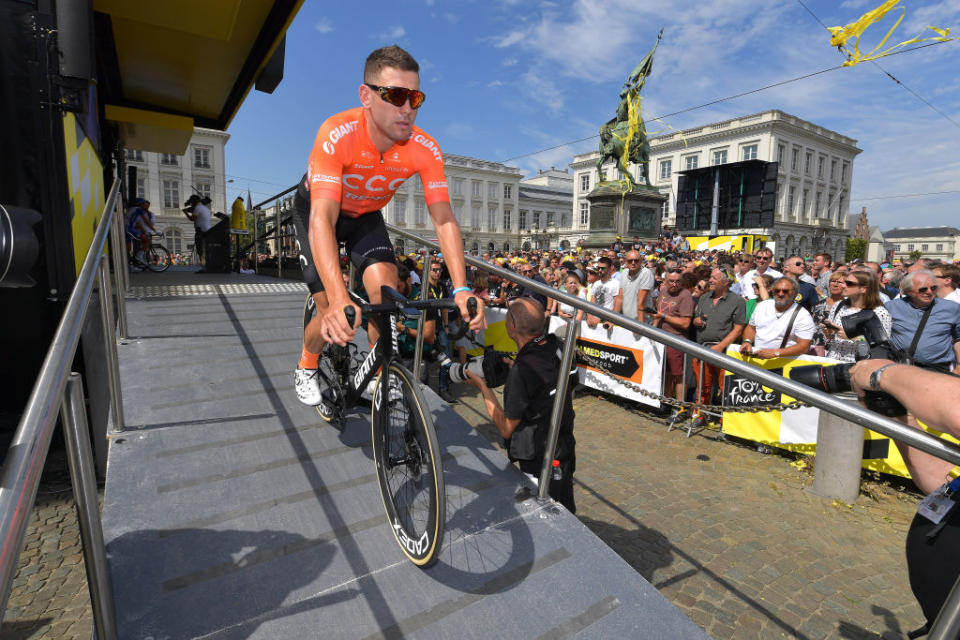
[675,160,778,232]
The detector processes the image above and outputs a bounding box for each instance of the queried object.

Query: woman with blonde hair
[822,269,891,362]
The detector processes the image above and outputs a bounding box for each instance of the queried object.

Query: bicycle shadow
[107,526,357,639]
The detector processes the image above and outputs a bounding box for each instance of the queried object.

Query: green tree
[846,238,866,262]
[909,249,923,261]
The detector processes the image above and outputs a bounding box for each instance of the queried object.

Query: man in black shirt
[465,297,577,512]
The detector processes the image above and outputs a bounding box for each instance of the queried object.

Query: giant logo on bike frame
[575,337,644,384]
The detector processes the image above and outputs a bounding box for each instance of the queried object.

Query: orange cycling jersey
[306,107,449,217]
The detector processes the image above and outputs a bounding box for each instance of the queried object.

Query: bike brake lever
[344,305,356,329]
[449,297,478,341]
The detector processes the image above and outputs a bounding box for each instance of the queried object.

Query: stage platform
[101,275,709,639]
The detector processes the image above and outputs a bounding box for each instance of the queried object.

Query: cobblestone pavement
[5,390,927,639]
[2,453,92,640]
[452,385,927,640]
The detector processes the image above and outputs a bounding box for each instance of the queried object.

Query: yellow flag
[827,0,958,67]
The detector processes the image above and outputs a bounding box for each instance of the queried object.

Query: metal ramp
[102,280,708,639]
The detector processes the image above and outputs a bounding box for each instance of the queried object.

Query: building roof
[882,227,960,238]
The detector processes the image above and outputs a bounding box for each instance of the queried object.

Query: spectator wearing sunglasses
[739,248,782,301]
[884,271,960,375]
[740,277,814,359]
[781,255,819,312]
[933,263,960,305]
[618,250,655,324]
[292,45,484,412]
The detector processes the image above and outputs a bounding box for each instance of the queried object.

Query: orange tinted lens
[381,87,425,108]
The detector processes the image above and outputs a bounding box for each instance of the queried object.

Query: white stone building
[571,110,861,259]
[125,127,230,256]
[883,227,960,262]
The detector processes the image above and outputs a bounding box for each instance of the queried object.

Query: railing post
[538,315,580,501]
[98,256,125,433]
[60,373,119,640]
[413,253,433,383]
[275,207,282,280]
[809,392,863,503]
[110,195,128,340]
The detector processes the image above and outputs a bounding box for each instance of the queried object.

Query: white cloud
[839,0,871,10]
[502,57,518,67]
[488,80,505,87]
[381,25,406,41]
[315,18,333,34]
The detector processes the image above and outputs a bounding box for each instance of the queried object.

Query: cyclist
[126,198,155,262]
[292,45,485,415]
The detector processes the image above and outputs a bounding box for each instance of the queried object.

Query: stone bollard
[809,393,865,504]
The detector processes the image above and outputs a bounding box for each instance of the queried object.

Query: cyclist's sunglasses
[365,83,426,109]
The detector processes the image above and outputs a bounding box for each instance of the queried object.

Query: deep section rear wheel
[371,362,445,567]
[146,245,172,272]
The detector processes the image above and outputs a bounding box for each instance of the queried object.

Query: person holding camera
[847,359,960,635]
[822,270,892,363]
[465,297,577,512]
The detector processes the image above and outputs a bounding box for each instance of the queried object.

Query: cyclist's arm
[308,196,357,344]
[428,200,485,329]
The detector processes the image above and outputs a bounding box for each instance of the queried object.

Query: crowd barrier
[470,307,958,481]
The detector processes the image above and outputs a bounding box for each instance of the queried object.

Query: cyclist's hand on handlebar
[454,291,486,331]
[320,297,360,346]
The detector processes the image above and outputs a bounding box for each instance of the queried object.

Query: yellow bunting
[828,0,959,67]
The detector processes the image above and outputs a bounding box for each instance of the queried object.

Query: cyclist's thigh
[337,210,395,278]
[291,175,325,295]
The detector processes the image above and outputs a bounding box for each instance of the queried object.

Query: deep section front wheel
[371,362,445,567]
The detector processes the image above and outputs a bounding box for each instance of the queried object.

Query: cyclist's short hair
[364,45,419,82]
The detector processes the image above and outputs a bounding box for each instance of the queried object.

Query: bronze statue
[597,29,663,189]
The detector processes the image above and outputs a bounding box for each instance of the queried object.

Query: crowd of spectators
[392,229,960,422]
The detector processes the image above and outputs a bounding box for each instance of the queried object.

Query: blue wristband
[452,286,471,295]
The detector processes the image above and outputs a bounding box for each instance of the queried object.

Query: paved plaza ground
[4,386,927,639]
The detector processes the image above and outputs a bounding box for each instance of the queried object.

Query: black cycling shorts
[291,175,396,294]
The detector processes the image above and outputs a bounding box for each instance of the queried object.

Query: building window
[503,208,511,230]
[791,148,800,172]
[126,149,144,162]
[471,180,482,197]
[488,206,497,230]
[415,175,423,193]
[659,159,672,180]
[837,195,844,218]
[742,144,758,161]
[547,211,555,228]
[453,178,465,196]
[196,182,212,200]
[937,243,944,251]
[136,176,147,200]
[503,184,512,199]
[561,211,572,228]
[815,191,822,218]
[167,228,183,254]
[579,202,589,225]
[830,159,838,182]
[908,244,915,251]
[471,205,481,229]
[162,179,180,208]
[415,199,426,225]
[533,211,541,230]
[712,150,727,165]
[193,146,211,169]
[788,186,796,217]
[922,243,929,252]
[661,200,669,218]
[160,154,178,166]
[685,155,698,170]
[841,162,849,184]
[579,173,590,192]
[805,152,812,175]
[777,144,785,164]
[453,203,463,223]
[817,156,825,179]
[488,182,498,199]
[393,196,406,225]
[519,209,528,230]
[801,188,809,219]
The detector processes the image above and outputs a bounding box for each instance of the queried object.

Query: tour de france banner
[479,309,664,408]
[720,347,957,479]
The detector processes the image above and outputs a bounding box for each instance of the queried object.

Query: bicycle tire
[146,245,172,272]
[371,361,445,568]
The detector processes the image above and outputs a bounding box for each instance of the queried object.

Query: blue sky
[225,0,960,231]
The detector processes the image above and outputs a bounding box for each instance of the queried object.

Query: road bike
[127,231,172,272]
[302,286,476,567]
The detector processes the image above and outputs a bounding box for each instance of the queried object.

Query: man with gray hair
[884,270,960,374]
[619,250,655,323]
[740,277,814,359]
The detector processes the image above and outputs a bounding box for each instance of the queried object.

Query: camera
[437,347,512,389]
[789,309,906,417]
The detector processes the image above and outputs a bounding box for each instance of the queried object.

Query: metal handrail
[0,177,122,634]
[386,223,960,468]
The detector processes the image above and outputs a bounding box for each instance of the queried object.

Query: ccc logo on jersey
[341,174,408,192]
